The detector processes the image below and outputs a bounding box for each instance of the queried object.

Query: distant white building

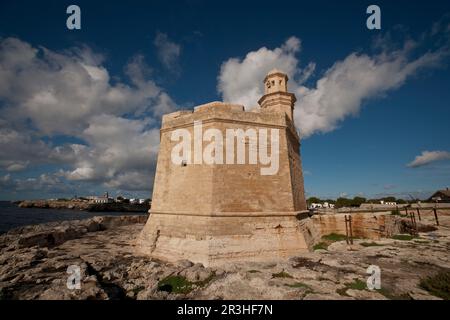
[323,202,335,209]
[380,200,397,206]
[309,202,334,209]
[87,192,113,204]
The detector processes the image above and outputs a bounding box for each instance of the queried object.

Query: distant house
[428,188,450,203]
[309,202,334,209]
[87,192,113,204]
[88,196,113,204]
[323,202,335,209]
[380,200,397,206]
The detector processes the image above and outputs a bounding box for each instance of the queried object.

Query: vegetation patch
[376,288,411,300]
[272,271,293,279]
[419,271,450,300]
[195,273,216,288]
[313,242,328,251]
[322,233,348,242]
[360,242,384,247]
[413,240,430,244]
[158,276,193,294]
[392,234,415,241]
[132,286,145,295]
[390,209,407,217]
[336,279,367,296]
[157,273,215,294]
[346,279,367,290]
[315,233,360,250]
[286,282,311,290]
[336,281,411,300]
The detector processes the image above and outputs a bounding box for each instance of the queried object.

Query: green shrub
[392,234,415,241]
[336,279,367,296]
[346,279,367,290]
[157,273,215,294]
[158,276,193,294]
[272,271,293,279]
[322,233,347,241]
[376,288,411,300]
[286,282,311,290]
[313,242,328,251]
[413,240,430,244]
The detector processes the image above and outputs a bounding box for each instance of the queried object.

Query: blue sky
[0,0,449,200]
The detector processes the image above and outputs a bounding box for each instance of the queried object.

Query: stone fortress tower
[137,69,314,266]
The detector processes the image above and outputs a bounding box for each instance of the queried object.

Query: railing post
[344,215,349,244]
[410,211,417,235]
[349,215,354,245]
[433,208,439,226]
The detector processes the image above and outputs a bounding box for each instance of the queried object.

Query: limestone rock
[1,214,449,300]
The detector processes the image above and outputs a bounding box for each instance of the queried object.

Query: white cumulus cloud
[407,151,450,168]
[154,32,181,72]
[0,37,177,193]
[217,36,305,109]
[218,24,450,138]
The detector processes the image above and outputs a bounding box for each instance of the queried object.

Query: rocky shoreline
[17,200,150,213]
[0,213,449,300]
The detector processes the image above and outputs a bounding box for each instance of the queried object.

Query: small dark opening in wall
[181,160,187,167]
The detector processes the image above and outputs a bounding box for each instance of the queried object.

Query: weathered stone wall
[138,101,309,266]
[151,102,306,216]
[311,212,402,240]
[287,128,306,211]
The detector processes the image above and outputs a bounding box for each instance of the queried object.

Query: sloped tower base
[137,213,315,267]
